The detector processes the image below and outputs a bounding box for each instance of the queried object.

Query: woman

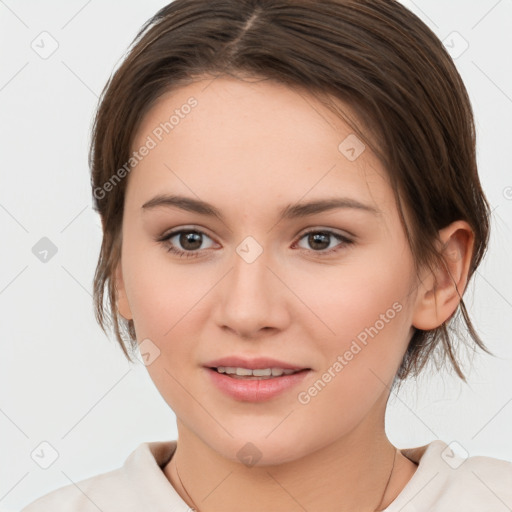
[21,0,512,510]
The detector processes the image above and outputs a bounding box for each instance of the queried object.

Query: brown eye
[176,231,203,250]
[306,232,330,251]
[295,229,353,255]
[158,228,216,258]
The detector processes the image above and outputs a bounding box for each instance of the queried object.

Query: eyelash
[156,227,354,259]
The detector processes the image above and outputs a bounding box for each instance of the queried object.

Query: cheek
[290,263,411,441]
[121,248,209,410]
[126,267,200,342]
[121,228,196,331]
[122,242,221,365]
[291,249,414,400]
[300,254,411,344]
[338,270,408,346]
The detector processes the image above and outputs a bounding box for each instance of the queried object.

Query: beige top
[20,439,512,511]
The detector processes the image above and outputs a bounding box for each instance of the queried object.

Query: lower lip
[205,368,310,402]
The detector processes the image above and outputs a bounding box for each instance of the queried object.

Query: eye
[157,228,216,258]
[294,229,353,255]
[156,227,354,259]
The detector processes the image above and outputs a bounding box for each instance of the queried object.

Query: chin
[201,430,315,468]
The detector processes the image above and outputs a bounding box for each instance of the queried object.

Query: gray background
[1,1,511,510]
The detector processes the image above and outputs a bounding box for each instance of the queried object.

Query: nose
[212,241,291,340]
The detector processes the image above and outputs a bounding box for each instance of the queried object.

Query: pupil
[180,232,202,250]
[309,232,329,250]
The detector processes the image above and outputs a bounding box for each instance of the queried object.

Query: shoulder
[20,440,179,512]
[391,440,512,511]
[439,444,512,507]
[19,467,129,512]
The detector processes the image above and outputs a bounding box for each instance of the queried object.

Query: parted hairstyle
[90,0,493,391]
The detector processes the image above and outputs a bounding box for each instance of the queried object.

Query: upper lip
[204,356,309,371]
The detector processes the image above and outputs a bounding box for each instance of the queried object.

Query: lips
[202,356,312,401]
[203,356,309,371]
[205,366,311,401]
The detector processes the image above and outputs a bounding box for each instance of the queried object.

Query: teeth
[216,366,299,377]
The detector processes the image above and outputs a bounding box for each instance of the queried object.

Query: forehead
[127,76,393,217]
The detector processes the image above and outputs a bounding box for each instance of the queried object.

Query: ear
[114,260,133,321]
[411,220,474,330]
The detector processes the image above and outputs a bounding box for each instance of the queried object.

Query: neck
[164,419,418,512]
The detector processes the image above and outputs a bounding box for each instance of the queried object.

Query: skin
[115,76,474,511]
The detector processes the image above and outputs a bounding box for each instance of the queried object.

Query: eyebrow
[141,194,381,220]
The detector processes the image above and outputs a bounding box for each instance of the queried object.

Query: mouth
[205,364,312,401]
[208,366,310,380]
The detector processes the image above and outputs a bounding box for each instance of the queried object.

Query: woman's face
[116,76,422,464]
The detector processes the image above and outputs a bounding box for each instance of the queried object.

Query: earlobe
[114,261,133,320]
[411,220,474,331]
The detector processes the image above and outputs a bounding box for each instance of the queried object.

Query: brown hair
[90,0,493,390]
